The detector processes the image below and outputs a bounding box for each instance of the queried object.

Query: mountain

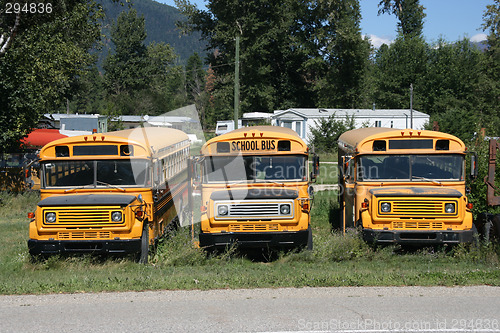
[99,0,207,65]
[472,40,488,52]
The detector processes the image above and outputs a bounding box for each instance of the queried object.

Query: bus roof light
[101,136,105,141]
[84,136,88,141]
[28,212,35,219]
[418,131,421,136]
[260,133,263,137]
[93,136,96,141]
[401,131,405,136]
[244,133,247,137]
[252,133,256,137]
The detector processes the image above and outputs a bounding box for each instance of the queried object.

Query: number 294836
[5,2,52,14]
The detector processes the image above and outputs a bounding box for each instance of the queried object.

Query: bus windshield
[204,155,307,183]
[358,154,464,181]
[43,160,150,187]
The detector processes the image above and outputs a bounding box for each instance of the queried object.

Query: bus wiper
[64,185,93,193]
[225,180,250,187]
[412,176,442,185]
[257,179,285,186]
[97,180,126,192]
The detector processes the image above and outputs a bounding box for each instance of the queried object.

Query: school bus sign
[230,139,276,152]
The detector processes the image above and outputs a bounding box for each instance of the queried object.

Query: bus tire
[137,223,149,264]
[490,214,500,242]
[306,226,313,251]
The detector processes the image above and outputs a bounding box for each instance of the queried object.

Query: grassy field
[315,162,338,184]
[0,191,499,295]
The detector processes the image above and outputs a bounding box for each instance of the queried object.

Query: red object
[21,129,67,149]
[466,203,473,210]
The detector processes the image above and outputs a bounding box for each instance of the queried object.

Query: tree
[175,0,314,115]
[185,53,208,126]
[371,0,428,112]
[103,10,185,115]
[146,41,185,113]
[0,0,103,152]
[427,108,478,142]
[421,39,484,117]
[480,0,500,136]
[309,114,355,154]
[305,0,371,108]
[176,0,373,129]
[371,36,428,110]
[378,0,426,38]
[104,9,149,96]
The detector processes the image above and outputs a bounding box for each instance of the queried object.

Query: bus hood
[369,187,463,198]
[38,194,137,207]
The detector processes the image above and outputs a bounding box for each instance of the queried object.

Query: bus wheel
[491,215,500,241]
[137,223,149,264]
[306,226,313,251]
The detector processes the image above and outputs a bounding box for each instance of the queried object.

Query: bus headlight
[218,205,229,216]
[445,203,455,214]
[111,211,123,222]
[380,202,391,213]
[280,204,291,215]
[45,212,56,223]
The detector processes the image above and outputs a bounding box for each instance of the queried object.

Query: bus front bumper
[199,230,308,249]
[28,239,141,255]
[362,229,475,244]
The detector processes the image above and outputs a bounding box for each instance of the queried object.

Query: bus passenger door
[341,156,356,232]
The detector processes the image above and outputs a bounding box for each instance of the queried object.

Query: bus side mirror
[341,156,352,180]
[190,156,202,189]
[311,155,320,180]
[470,152,478,180]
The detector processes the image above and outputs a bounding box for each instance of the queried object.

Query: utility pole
[410,83,413,129]
[234,36,240,130]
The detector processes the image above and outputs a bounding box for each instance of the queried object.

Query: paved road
[1,286,500,333]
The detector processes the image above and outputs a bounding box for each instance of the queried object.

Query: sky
[156,0,494,48]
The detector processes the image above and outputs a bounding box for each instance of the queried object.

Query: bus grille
[229,224,279,232]
[388,200,457,216]
[58,231,111,239]
[58,210,110,224]
[392,221,444,229]
[214,200,294,220]
[42,207,125,226]
[229,203,280,216]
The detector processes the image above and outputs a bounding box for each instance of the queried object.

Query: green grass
[315,162,338,184]
[318,152,337,162]
[0,190,499,295]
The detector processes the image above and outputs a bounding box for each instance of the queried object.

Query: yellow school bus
[338,127,476,244]
[28,127,190,262]
[197,125,318,250]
